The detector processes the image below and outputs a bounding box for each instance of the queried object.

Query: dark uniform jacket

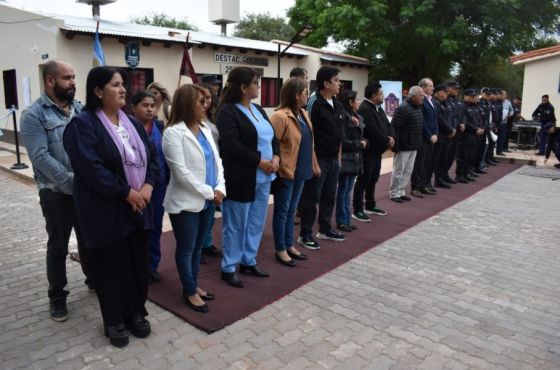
[391,98,423,152]
[434,98,454,141]
[358,99,393,156]
[445,96,461,129]
[461,102,481,135]
[532,102,557,129]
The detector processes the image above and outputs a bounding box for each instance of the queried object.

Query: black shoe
[400,195,412,201]
[202,245,222,257]
[200,292,215,301]
[496,152,505,156]
[426,185,437,193]
[434,179,452,189]
[239,264,270,277]
[337,224,353,232]
[104,324,130,348]
[465,174,476,182]
[503,149,511,153]
[221,271,244,288]
[126,314,151,338]
[444,176,458,184]
[275,253,296,267]
[411,189,424,198]
[287,250,307,260]
[391,197,404,203]
[351,211,371,222]
[469,171,479,178]
[297,235,320,250]
[486,160,497,166]
[456,176,469,184]
[184,296,209,313]
[316,230,346,242]
[421,187,436,195]
[474,168,487,174]
[149,270,161,283]
[349,223,357,230]
[50,299,68,322]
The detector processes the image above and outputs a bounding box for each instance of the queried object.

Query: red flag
[178,33,199,86]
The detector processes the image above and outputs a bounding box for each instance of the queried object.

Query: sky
[3,0,296,33]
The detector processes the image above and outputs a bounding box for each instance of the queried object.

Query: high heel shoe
[184,296,209,313]
[275,253,296,267]
[104,323,129,348]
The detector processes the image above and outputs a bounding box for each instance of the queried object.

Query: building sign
[214,53,268,67]
[219,64,264,76]
[125,41,140,69]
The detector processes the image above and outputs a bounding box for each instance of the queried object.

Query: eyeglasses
[123,145,145,168]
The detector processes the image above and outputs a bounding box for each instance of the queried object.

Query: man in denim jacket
[20,60,91,322]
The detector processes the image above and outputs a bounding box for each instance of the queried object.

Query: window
[340,80,353,93]
[260,77,282,107]
[120,68,154,113]
[3,69,18,109]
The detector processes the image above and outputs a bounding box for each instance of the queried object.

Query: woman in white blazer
[162,84,226,313]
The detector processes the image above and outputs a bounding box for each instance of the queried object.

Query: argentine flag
[93,23,105,67]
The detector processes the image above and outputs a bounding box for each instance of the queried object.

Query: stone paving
[1,166,560,370]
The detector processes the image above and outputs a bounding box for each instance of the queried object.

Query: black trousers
[300,157,340,235]
[353,151,382,212]
[39,189,91,301]
[435,140,451,179]
[444,138,458,175]
[431,140,445,182]
[86,229,149,326]
[456,134,479,176]
[411,139,433,190]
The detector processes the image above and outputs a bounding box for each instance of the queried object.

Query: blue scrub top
[197,129,217,209]
[235,103,276,183]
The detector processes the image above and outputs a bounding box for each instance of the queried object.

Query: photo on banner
[380,80,403,121]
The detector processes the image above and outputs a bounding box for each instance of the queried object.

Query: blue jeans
[336,174,356,225]
[538,126,548,154]
[203,207,216,248]
[149,184,166,272]
[221,181,271,273]
[169,206,214,296]
[496,123,507,153]
[272,178,305,252]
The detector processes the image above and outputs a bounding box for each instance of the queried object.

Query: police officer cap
[446,81,461,88]
[494,88,503,94]
[481,87,491,94]
[464,88,478,96]
[201,74,221,85]
[434,84,448,93]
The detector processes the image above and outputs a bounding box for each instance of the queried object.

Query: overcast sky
[4,0,296,33]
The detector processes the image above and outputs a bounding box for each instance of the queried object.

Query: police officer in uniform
[456,89,484,183]
[432,84,456,188]
[441,81,464,183]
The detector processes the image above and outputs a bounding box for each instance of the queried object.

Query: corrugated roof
[511,44,560,65]
[273,40,371,67]
[58,15,308,56]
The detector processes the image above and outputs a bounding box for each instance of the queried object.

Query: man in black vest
[352,82,394,221]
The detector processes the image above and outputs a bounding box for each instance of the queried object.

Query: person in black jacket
[456,89,484,183]
[533,94,557,155]
[63,67,159,347]
[544,125,560,168]
[431,84,456,188]
[216,67,280,288]
[335,90,367,232]
[411,78,438,197]
[389,86,425,203]
[353,82,394,221]
[299,66,346,249]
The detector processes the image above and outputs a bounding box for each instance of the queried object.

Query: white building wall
[520,55,560,119]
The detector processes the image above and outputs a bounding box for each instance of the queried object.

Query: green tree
[130,12,198,31]
[233,13,296,41]
[288,0,559,87]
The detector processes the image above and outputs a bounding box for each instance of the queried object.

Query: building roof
[511,44,560,65]
[59,15,308,56]
[272,40,372,68]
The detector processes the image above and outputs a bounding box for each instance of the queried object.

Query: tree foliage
[130,12,198,31]
[288,0,560,88]
[233,13,296,41]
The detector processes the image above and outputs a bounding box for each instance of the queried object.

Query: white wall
[520,55,560,120]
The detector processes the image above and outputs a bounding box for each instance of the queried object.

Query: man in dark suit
[352,82,394,221]
[411,78,438,197]
[432,84,456,188]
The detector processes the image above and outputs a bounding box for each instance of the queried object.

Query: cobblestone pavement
[1,166,560,370]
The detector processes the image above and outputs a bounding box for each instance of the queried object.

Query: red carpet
[147,163,520,333]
